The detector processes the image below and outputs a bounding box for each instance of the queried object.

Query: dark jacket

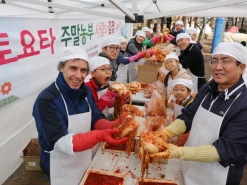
[126,38,143,55]
[99,52,118,81]
[178,78,247,185]
[32,72,105,176]
[169,29,185,45]
[179,43,206,90]
[116,50,132,65]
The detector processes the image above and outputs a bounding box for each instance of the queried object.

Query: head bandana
[101,35,119,47]
[176,33,192,43]
[175,20,184,26]
[165,52,182,70]
[119,36,127,43]
[59,46,89,62]
[186,27,197,35]
[172,79,194,90]
[212,41,247,87]
[89,56,110,72]
[168,79,193,103]
[142,27,150,32]
[135,30,146,38]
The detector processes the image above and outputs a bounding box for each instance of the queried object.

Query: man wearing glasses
[150,42,247,185]
[99,35,120,84]
[33,47,127,184]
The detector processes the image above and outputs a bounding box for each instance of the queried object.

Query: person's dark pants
[40,161,50,182]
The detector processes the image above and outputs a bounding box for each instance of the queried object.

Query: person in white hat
[33,46,127,184]
[167,78,194,122]
[85,56,126,120]
[149,42,247,185]
[99,35,120,82]
[186,27,203,50]
[126,30,160,81]
[163,52,192,103]
[116,36,150,83]
[176,32,206,93]
[169,20,185,46]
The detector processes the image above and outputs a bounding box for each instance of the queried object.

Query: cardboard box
[136,65,159,84]
[21,138,41,171]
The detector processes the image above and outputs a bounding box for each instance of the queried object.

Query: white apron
[50,82,92,185]
[186,68,203,94]
[181,92,241,185]
[116,63,128,83]
[174,103,183,118]
[167,78,176,97]
[97,88,114,120]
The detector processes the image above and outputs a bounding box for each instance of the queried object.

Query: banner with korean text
[0,17,127,109]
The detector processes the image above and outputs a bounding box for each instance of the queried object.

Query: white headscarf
[119,36,127,43]
[176,33,192,43]
[89,56,110,72]
[175,20,184,26]
[135,30,145,38]
[212,42,247,86]
[142,27,150,32]
[59,46,89,62]
[165,52,182,70]
[101,35,119,47]
[186,27,197,35]
[172,79,194,90]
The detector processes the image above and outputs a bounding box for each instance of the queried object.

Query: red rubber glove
[94,119,118,130]
[101,90,122,108]
[129,52,145,62]
[73,129,128,152]
[146,49,155,55]
[151,36,161,44]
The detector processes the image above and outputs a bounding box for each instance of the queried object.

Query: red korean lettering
[0,33,18,65]
[38,29,56,54]
[18,30,40,59]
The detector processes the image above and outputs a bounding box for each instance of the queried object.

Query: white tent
[1,0,247,18]
[0,0,247,184]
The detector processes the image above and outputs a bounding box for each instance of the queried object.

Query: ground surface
[3,36,247,185]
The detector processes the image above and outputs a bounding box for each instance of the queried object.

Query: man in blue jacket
[169,20,185,46]
[32,46,127,185]
[150,42,247,185]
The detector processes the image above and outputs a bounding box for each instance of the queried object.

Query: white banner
[0,17,127,109]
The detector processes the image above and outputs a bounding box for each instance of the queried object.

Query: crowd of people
[32,20,247,185]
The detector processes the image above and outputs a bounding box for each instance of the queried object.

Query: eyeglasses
[108,46,120,52]
[96,67,113,73]
[209,59,234,66]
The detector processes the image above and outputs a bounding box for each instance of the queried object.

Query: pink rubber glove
[73,129,128,152]
[151,36,161,44]
[94,119,118,130]
[146,49,155,55]
[101,90,121,108]
[129,52,145,62]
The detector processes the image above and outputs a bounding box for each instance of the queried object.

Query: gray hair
[57,58,89,72]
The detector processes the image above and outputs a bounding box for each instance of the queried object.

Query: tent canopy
[1,0,247,19]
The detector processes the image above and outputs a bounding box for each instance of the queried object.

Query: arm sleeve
[127,43,139,55]
[170,39,177,46]
[33,98,67,147]
[179,50,198,69]
[116,53,131,65]
[142,39,155,47]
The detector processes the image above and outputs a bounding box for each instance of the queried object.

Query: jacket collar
[56,72,85,98]
[209,77,246,100]
[89,78,109,91]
